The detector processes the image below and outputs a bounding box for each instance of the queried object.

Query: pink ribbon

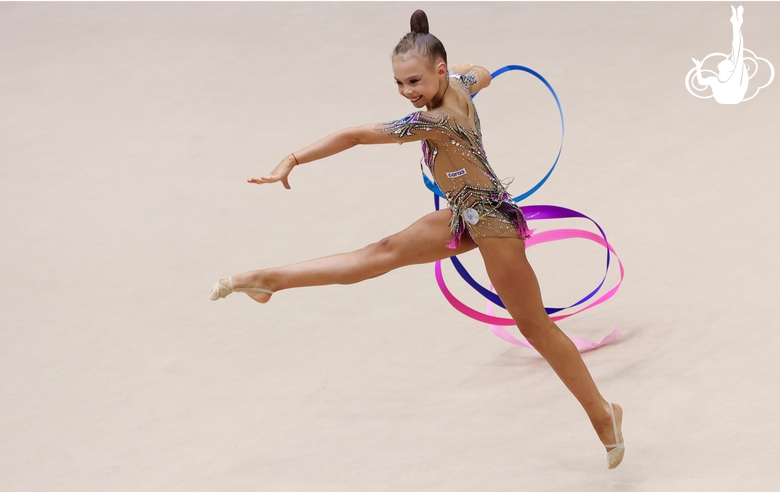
[435,228,623,352]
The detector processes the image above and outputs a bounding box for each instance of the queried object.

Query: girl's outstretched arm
[248,122,426,188]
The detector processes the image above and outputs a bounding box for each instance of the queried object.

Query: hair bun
[410,10,429,34]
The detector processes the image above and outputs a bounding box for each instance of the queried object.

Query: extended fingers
[247,175,276,184]
[247,175,291,189]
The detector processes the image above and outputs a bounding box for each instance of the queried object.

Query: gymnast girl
[210,10,624,469]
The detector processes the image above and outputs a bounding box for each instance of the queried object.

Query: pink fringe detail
[445,202,532,249]
[445,227,465,249]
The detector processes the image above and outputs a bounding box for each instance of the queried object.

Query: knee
[363,237,398,268]
[366,237,394,255]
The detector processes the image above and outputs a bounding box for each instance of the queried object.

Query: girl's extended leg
[475,236,623,464]
[216,209,476,302]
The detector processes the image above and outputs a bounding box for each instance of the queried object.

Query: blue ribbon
[422,65,564,203]
[427,65,612,314]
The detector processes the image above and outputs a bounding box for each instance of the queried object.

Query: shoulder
[402,109,450,123]
[375,109,451,141]
[380,109,450,132]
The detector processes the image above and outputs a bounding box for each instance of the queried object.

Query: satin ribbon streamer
[427,65,623,352]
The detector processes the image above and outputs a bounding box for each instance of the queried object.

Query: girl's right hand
[248,154,297,189]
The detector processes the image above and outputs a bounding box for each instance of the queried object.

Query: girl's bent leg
[475,237,623,462]
[221,209,476,302]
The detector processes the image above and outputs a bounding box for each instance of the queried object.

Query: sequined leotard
[379,72,531,249]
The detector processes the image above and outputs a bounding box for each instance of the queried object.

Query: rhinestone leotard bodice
[378,72,530,247]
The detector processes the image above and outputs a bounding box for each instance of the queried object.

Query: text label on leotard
[446,168,467,179]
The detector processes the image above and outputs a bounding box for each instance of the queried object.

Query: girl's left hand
[248,155,296,189]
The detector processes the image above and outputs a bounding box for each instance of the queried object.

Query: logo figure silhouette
[685,5,774,104]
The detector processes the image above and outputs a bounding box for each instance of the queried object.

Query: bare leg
[218,209,476,302]
[475,237,623,464]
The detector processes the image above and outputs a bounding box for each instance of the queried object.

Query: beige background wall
[2,2,779,491]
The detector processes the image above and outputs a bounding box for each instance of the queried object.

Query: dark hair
[392,10,447,66]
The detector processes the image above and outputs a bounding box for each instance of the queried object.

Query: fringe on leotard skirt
[445,200,534,249]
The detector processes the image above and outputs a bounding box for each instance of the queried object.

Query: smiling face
[392,51,447,109]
